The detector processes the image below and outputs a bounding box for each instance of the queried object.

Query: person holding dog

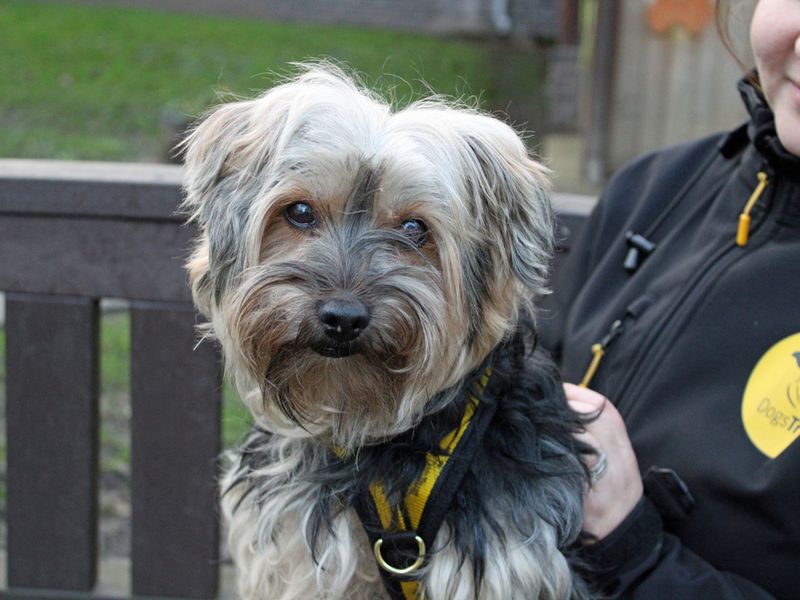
[544,0,799,597]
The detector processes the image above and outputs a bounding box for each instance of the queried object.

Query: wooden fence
[593,0,754,177]
[0,159,590,599]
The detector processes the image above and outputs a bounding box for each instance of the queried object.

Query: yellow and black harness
[351,368,498,600]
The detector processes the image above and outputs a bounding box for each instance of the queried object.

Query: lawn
[0,0,547,162]
[0,325,4,508]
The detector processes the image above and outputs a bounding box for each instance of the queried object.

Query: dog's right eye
[285,202,317,229]
[399,218,429,247]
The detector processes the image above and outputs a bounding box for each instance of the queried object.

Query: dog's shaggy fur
[182,64,592,600]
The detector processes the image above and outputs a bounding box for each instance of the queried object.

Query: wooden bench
[0,159,592,599]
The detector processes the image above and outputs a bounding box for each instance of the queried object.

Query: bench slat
[130,301,221,598]
[6,294,100,591]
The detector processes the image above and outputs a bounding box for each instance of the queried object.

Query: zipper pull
[736,171,768,247]
[578,294,654,389]
[579,318,624,388]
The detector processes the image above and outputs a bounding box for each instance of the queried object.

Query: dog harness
[353,367,498,600]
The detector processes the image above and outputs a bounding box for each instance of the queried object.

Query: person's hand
[564,383,643,541]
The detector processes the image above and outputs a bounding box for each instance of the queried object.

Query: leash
[353,367,499,600]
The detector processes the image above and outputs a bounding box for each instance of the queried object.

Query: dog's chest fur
[222,346,590,600]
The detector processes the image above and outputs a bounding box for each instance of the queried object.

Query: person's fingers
[564,382,606,403]
[564,382,607,415]
[564,382,643,540]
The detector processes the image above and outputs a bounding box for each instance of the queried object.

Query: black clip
[643,466,696,525]
[624,231,657,273]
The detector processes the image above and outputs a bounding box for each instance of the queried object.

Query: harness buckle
[373,532,426,575]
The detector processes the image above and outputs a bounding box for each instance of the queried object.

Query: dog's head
[183,65,554,447]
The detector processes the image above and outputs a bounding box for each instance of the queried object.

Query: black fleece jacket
[543,78,800,599]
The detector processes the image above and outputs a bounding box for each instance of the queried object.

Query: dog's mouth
[310,341,359,358]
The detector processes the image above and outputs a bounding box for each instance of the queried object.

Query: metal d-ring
[373,535,426,575]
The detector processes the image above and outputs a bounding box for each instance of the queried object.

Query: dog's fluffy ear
[181,98,267,223]
[179,99,262,314]
[180,65,371,314]
[181,88,298,312]
[181,64,368,225]
[462,120,555,296]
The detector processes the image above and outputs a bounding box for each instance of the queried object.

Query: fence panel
[604,0,753,174]
[0,160,223,599]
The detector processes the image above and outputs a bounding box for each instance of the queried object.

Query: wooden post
[586,1,619,184]
[559,0,580,44]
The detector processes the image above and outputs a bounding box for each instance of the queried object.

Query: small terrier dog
[182,65,592,600]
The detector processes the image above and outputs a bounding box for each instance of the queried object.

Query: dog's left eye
[399,219,429,246]
[285,202,317,229]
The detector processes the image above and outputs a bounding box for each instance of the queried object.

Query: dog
[182,64,593,600]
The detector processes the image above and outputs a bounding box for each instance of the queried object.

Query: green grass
[0,325,5,391]
[0,0,512,161]
[100,311,131,394]
[222,382,254,448]
[99,312,132,475]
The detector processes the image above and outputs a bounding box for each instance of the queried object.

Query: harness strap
[355,367,499,600]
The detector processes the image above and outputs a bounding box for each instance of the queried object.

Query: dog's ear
[181,64,367,224]
[179,99,262,314]
[181,98,266,223]
[181,88,300,311]
[462,121,555,296]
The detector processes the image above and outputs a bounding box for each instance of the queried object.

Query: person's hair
[715,0,758,82]
[715,0,734,59]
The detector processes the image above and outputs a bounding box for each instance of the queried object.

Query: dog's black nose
[318,298,370,342]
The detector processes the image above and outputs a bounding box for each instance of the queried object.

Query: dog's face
[183,66,554,447]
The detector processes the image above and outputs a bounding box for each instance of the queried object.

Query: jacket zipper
[579,294,655,388]
[736,171,769,246]
[611,170,774,413]
[579,169,773,406]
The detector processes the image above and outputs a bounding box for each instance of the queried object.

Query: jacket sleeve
[582,498,775,599]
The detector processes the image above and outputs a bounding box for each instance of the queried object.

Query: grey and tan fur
[182,64,591,600]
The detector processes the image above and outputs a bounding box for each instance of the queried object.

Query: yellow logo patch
[741,332,800,458]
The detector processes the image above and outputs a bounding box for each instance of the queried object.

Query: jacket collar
[738,74,800,176]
